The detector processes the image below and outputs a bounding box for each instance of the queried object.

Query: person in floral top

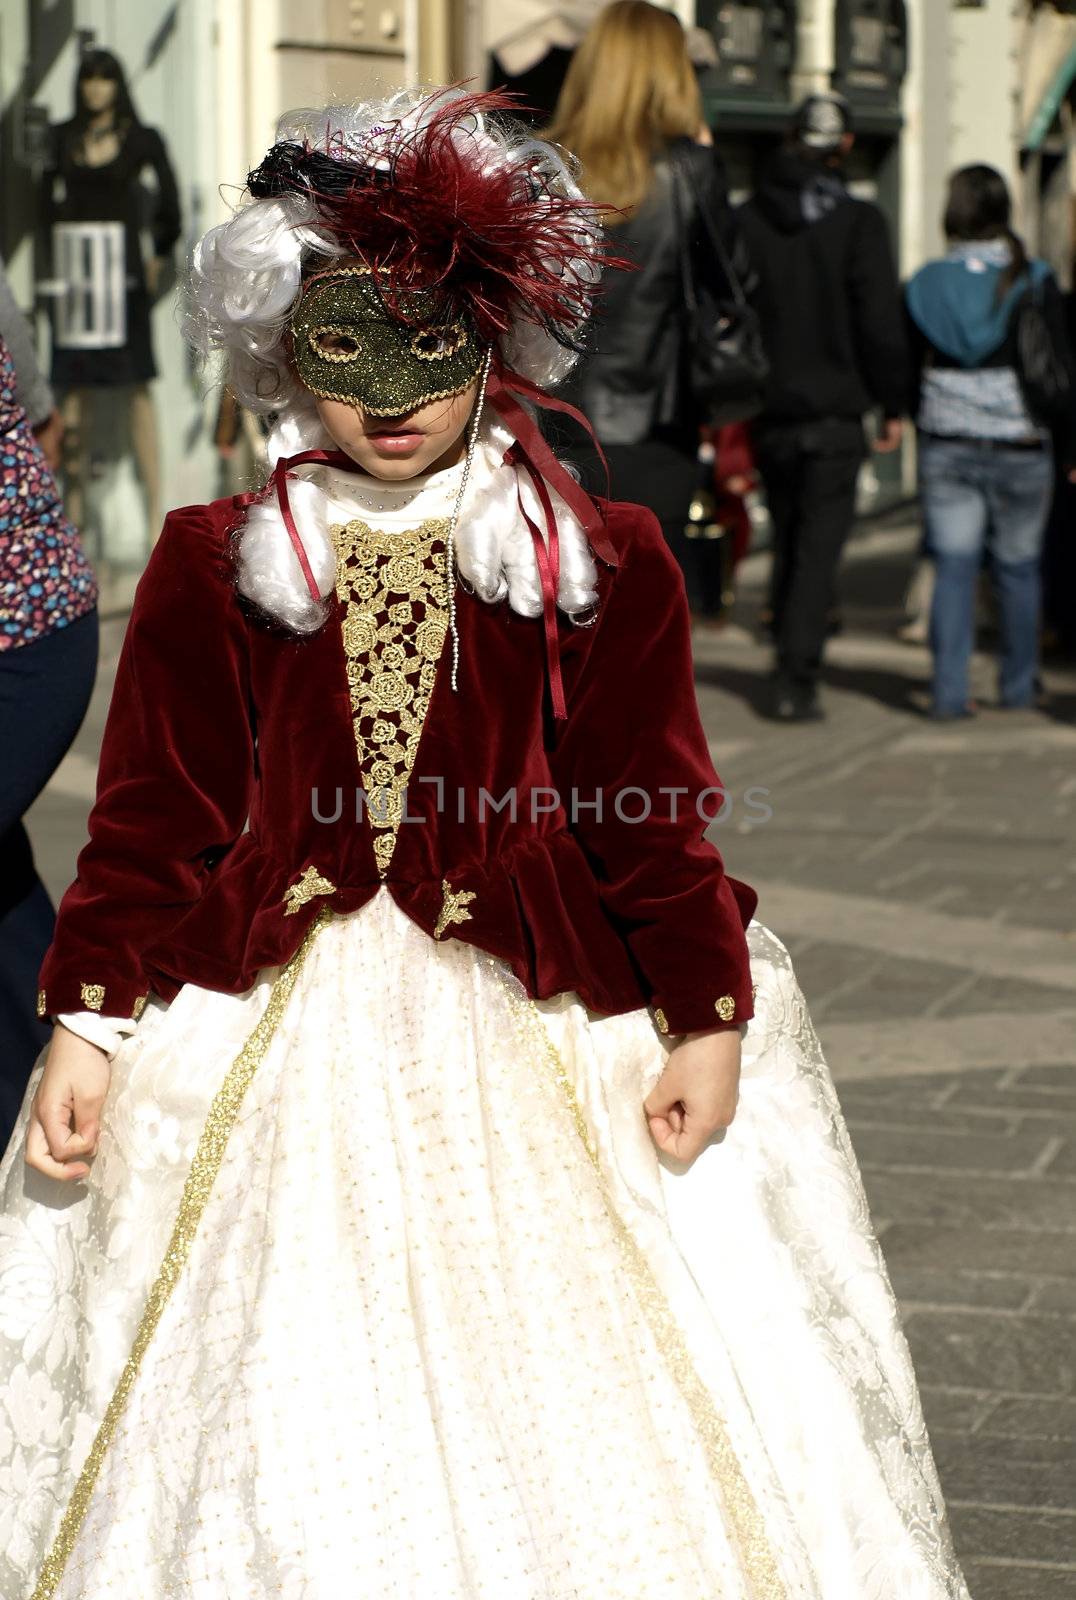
[0,332,97,1142]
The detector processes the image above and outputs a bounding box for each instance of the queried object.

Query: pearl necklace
[444,347,492,693]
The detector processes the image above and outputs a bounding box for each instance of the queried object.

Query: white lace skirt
[0,892,969,1600]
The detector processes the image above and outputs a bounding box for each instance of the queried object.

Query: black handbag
[1013,275,1072,428]
[671,148,770,427]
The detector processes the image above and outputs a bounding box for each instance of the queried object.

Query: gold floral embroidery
[36,989,47,1019]
[653,1007,669,1035]
[433,877,476,941]
[80,983,105,1012]
[283,866,338,916]
[715,995,736,1023]
[132,996,148,1021]
[329,517,449,877]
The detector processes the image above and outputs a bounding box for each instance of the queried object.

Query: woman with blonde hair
[550,0,748,611]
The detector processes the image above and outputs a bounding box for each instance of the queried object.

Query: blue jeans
[919,436,1053,715]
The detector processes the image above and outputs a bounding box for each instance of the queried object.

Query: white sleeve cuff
[57,1012,139,1060]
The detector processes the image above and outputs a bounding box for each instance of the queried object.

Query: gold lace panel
[329,517,450,877]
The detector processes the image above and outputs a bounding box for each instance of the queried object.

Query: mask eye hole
[410,326,467,361]
[310,326,363,362]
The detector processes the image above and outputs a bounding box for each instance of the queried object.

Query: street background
[4,1,1076,563]
[27,507,1076,1600]
[4,1,1076,1594]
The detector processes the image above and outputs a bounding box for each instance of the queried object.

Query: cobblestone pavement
[27,516,1076,1598]
[693,518,1076,1600]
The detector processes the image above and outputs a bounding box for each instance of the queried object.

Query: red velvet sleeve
[551,504,757,1036]
[37,505,255,1020]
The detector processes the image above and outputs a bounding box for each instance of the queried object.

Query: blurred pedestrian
[548,0,750,614]
[0,335,98,1147]
[0,260,64,471]
[738,94,908,721]
[906,164,1076,719]
[44,47,181,545]
[683,423,757,627]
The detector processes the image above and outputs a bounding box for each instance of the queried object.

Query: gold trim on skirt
[494,962,789,1600]
[32,913,785,1600]
[31,911,331,1600]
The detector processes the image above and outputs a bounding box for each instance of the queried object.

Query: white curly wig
[185,87,606,635]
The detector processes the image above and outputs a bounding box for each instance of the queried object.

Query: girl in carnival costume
[0,89,969,1600]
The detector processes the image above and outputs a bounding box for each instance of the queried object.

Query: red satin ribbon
[491,363,621,721]
[243,376,615,720]
[266,448,363,603]
[509,448,567,720]
[486,364,619,569]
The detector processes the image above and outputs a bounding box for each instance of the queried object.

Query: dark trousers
[565,430,706,607]
[0,611,98,1148]
[755,418,866,687]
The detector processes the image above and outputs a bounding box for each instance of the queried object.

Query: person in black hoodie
[738,94,909,721]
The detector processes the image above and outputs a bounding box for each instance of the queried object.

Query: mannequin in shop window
[44,48,181,549]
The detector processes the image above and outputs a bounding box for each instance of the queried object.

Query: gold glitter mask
[290,266,484,416]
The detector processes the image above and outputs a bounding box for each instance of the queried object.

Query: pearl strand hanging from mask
[444,345,493,694]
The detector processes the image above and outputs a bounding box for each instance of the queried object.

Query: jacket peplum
[37,492,757,1037]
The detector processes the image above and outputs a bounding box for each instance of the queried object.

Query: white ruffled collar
[295,456,466,529]
[236,415,599,635]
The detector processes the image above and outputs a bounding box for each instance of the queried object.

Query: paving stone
[949,1504,1076,1565]
[888,1267,1033,1311]
[987,1397,1076,1440]
[844,1105,1025,1135]
[929,1434,1075,1510]
[1027,1280,1076,1315]
[903,1312,1075,1397]
[1016,1066,1076,1089]
[950,1434,1076,1466]
[861,1170,1076,1231]
[880,1225,1076,1278]
[945,975,1076,1019]
[1043,1142,1076,1177]
[919,1386,998,1434]
[848,1126,1054,1176]
[819,959,1027,1024]
[949,1081,1076,1116]
[837,1071,993,1109]
[963,1561,1076,1599]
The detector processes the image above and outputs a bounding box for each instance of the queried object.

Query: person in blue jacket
[906,164,1076,719]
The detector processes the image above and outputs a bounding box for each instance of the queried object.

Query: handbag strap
[671,143,749,313]
[670,154,701,320]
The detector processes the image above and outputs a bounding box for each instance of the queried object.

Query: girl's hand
[644,1027,741,1166]
[25,1025,111,1182]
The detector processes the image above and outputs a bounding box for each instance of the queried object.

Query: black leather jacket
[562,139,743,445]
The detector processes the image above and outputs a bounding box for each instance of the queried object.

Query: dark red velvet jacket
[38,494,757,1036]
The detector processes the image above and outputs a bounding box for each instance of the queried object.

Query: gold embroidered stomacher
[329,517,449,878]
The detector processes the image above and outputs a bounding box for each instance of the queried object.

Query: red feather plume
[251,89,617,348]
